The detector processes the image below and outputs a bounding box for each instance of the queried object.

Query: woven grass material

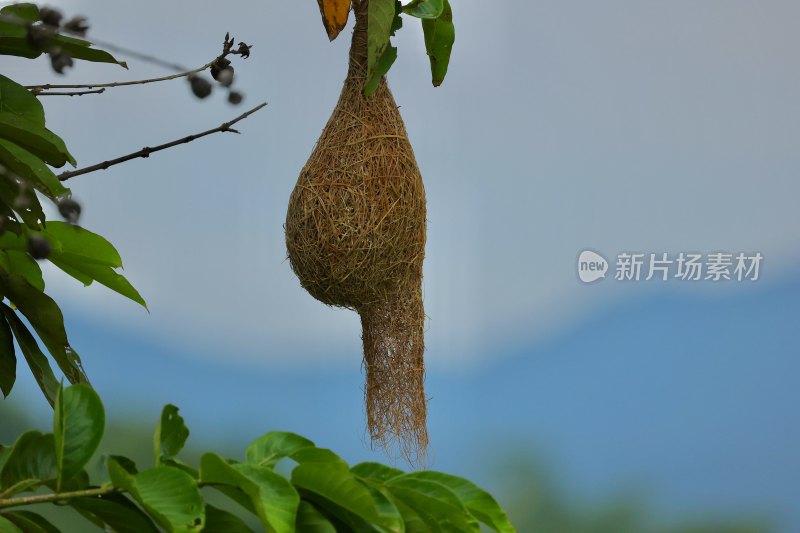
[285,0,428,463]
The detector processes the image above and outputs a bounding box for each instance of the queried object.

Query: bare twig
[25,33,246,94]
[26,64,210,93]
[36,88,106,96]
[58,102,268,181]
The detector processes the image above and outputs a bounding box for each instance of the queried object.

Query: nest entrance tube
[360,284,427,464]
[285,0,429,463]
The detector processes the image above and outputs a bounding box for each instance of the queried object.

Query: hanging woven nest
[285,0,428,463]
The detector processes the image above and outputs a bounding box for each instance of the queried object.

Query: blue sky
[2,0,799,530]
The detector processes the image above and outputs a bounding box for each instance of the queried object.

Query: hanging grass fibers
[285,0,428,462]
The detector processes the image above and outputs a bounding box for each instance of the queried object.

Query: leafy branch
[0,3,261,408]
[57,102,268,181]
[0,384,517,532]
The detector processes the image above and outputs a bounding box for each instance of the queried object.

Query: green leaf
[0,112,75,168]
[0,4,127,67]
[108,460,204,533]
[54,384,104,489]
[0,230,26,252]
[0,74,45,125]
[392,498,431,533]
[0,311,15,397]
[0,515,23,533]
[49,257,146,308]
[0,445,9,473]
[71,493,159,533]
[351,462,404,483]
[364,45,397,97]
[402,0,444,19]
[290,447,403,533]
[366,0,400,94]
[154,404,189,466]
[0,223,144,308]
[49,34,128,69]
[385,476,480,532]
[2,511,59,533]
[295,501,336,532]
[108,456,136,489]
[1,305,58,405]
[245,431,315,467]
[0,250,44,291]
[40,222,145,307]
[0,193,24,235]
[0,170,44,231]
[44,468,89,492]
[361,479,406,533]
[0,271,88,385]
[200,452,299,533]
[204,505,254,533]
[213,484,258,514]
[0,430,56,491]
[0,4,41,59]
[42,222,122,267]
[421,0,454,87]
[0,4,38,22]
[401,471,515,533]
[160,458,199,480]
[46,258,91,285]
[0,139,69,200]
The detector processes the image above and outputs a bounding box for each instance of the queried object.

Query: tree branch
[27,61,213,93]
[25,33,246,94]
[58,102,268,181]
[36,88,106,96]
[0,485,117,509]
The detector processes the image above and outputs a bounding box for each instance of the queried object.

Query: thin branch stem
[26,62,212,93]
[36,88,106,96]
[24,33,245,94]
[58,102,268,181]
[0,485,117,509]
[0,481,39,500]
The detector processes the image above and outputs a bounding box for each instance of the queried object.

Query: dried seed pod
[189,75,212,99]
[285,0,428,463]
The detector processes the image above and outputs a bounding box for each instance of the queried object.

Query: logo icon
[578,250,608,283]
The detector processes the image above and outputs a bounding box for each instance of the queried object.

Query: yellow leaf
[316,0,351,41]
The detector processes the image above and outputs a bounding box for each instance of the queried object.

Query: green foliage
[0,385,516,532]
[359,0,455,95]
[420,0,454,87]
[365,0,401,95]
[0,3,126,67]
[53,384,104,489]
[1,305,59,404]
[402,0,443,19]
[154,404,190,467]
[0,24,145,406]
